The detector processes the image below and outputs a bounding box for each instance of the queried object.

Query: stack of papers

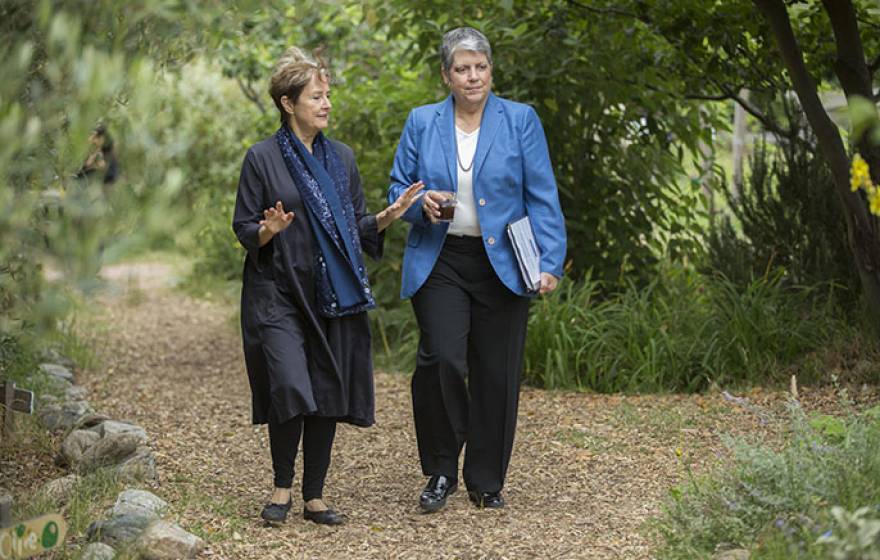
[506,216,541,293]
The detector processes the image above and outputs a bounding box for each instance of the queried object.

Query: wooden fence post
[0,493,12,529]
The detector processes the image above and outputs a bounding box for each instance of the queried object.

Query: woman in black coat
[232,46,422,525]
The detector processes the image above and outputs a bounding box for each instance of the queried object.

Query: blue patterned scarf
[275,126,375,317]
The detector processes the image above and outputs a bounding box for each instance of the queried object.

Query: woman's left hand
[539,272,559,295]
[377,181,425,231]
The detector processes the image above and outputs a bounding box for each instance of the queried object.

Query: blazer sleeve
[521,106,567,278]
[347,150,385,261]
[232,148,267,269]
[388,110,429,227]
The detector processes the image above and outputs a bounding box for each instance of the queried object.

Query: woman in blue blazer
[387,27,567,512]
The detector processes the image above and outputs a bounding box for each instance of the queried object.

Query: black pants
[411,235,530,493]
[268,414,337,501]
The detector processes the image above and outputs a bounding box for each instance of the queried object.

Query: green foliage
[524,269,846,392]
[816,506,880,560]
[160,60,264,285]
[707,107,858,304]
[371,303,419,373]
[810,414,847,443]
[653,404,880,559]
[849,95,880,147]
[0,0,205,343]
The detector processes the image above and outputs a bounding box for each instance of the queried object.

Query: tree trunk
[754,0,880,330]
[822,0,880,174]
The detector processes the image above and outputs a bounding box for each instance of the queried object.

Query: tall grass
[524,271,846,392]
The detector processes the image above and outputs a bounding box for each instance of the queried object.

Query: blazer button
[487,236,496,245]
[479,198,486,206]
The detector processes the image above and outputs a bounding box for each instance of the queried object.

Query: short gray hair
[440,27,492,73]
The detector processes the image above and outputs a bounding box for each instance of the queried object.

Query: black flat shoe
[468,490,504,509]
[260,498,292,524]
[419,475,458,513]
[303,507,345,526]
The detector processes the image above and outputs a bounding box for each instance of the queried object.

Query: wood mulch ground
[28,260,880,559]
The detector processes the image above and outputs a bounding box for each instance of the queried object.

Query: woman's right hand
[422,190,451,224]
[258,200,295,246]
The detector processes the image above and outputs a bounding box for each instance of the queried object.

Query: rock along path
[82,260,805,559]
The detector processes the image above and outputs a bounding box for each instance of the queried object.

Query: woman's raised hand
[377,181,425,231]
[260,201,295,235]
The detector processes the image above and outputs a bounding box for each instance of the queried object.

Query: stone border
[28,355,204,560]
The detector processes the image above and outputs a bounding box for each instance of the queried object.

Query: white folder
[506,216,541,293]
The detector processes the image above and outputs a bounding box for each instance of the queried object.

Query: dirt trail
[79,260,804,559]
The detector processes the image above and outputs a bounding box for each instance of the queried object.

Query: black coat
[232,135,383,427]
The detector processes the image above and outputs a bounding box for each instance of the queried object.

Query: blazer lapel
[472,93,503,182]
[434,96,458,192]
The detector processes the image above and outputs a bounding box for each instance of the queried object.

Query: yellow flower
[852,154,870,191]
[870,190,880,216]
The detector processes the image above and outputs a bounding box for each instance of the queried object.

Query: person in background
[77,124,119,185]
[387,26,567,513]
[233,46,423,526]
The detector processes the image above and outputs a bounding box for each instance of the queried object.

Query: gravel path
[78,261,826,559]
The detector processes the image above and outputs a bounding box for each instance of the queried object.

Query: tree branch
[236,77,266,114]
[683,92,731,102]
[856,14,880,33]
[719,83,796,139]
[641,79,796,139]
[564,0,647,22]
[568,0,793,139]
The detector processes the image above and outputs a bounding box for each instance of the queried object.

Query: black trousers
[411,235,530,493]
[268,414,337,501]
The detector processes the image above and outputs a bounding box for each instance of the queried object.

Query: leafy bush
[653,402,880,559]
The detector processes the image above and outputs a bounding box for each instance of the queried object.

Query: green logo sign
[0,514,66,559]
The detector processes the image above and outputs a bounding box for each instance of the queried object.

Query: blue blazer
[388,93,567,299]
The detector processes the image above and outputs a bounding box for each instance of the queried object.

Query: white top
[448,126,481,237]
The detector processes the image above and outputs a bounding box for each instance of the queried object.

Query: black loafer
[419,475,458,513]
[303,507,345,526]
[468,490,504,509]
[260,498,292,524]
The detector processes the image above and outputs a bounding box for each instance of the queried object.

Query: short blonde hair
[268,47,330,123]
